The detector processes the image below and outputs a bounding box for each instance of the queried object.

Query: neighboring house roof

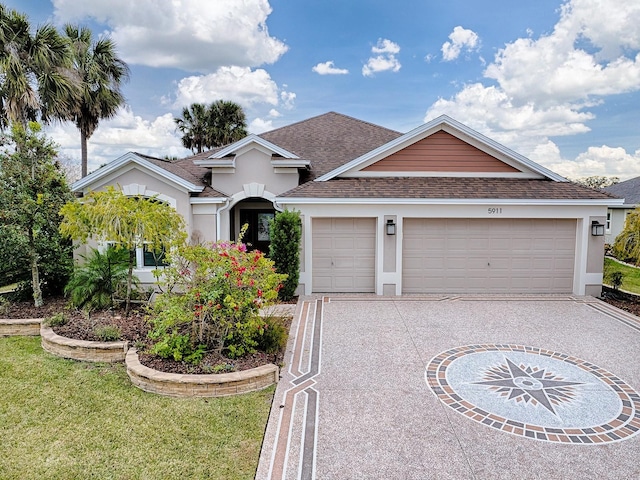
[278,177,616,202]
[603,177,640,205]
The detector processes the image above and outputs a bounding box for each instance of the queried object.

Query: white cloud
[362,38,401,77]
[312,61,349,75]
[52,0,288,72]
[248,117,274,134]
[441,26,480,61]
[45,107,191,174]
[540,144,640,180]
[280,91,296,110]
[425,0,640,179]
[173,66,281,108]
[372,39,400,55]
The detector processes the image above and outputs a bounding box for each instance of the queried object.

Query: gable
[316,115,566,182]
[362,131,519,173]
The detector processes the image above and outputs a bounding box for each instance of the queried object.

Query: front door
[239,209,275,253]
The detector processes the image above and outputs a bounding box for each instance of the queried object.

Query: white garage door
[402,218,576,293]
[312,218,376,293]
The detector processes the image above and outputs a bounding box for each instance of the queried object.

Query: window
[606,211,611,231]
[104,242,169,269]
[143,244,169,267]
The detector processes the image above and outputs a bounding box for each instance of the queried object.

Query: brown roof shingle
[279,177,617,200]
[259,112,402,179]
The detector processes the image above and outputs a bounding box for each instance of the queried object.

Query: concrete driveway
[257,295,640,479]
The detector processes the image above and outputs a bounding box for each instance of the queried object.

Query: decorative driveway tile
[426,344,640,444]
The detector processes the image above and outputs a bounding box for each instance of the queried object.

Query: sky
[7,0,640,181]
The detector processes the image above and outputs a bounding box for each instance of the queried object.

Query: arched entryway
[230,198,276,253]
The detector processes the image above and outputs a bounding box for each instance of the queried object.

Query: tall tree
[0,122,73,307]
[208,99,247,147]
[174,102,209,154]
[0,5,77,128]
[573,176,620,190]
[64,25,129,178]
[174,100,247,154]
[60,186,187,315]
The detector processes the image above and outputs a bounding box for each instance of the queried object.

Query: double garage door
[311,217,576,294]
[402,218,576,293]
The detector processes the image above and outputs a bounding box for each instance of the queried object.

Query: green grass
[604,257,640,294]
[0,337,274,480]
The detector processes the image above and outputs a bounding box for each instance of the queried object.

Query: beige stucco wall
[281,201,609,297]
[211,149,299,197]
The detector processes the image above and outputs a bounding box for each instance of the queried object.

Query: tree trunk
[28,228,43,308]
[81,129,88,178]
[125,248,135,316]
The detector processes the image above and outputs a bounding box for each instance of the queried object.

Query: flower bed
[126,348,279,397]
[40,325,129,362]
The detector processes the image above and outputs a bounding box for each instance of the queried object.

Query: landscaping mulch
[6,295,290,375]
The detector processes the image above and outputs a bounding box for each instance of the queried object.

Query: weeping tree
[59,186,186,315]
[612,208,640,265]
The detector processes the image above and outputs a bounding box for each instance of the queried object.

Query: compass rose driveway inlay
[257,296,640,480]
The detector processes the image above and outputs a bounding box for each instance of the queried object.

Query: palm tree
[64,25,129,178]
[174,100,247,154]
[208,100,247,147]
[0,5,77,128]
[174,103,209,154]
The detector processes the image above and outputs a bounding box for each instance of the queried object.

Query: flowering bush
[148,240,287,362]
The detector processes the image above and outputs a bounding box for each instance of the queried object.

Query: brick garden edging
[40,325,129,362]
[125,348,279,398]
[0,318,42,336]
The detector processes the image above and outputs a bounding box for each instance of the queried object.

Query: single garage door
[312,218,376,293]
[402,218,576,293]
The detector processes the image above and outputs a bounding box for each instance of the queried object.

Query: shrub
[254,315,288,354]
[44,312,68,327]
[150,331,206,364]
[148,239,287,363]
[269,210,301,301]
[94,325,122,342]
[608,271,624,291]
[64,247,133,313]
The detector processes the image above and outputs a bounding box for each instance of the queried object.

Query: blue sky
[7,0,640,180]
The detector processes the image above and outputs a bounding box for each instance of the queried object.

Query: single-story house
[72,112,621,296]
[603,177,640,244]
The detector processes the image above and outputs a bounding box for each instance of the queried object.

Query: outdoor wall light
[591,221,605,237]
[386,219,396,235]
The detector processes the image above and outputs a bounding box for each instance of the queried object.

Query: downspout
[216,198,231,242]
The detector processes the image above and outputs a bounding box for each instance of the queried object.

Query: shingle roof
[133,152,227,197]
[603,177,640,204]
[279,177,617,200]
[258,112,402,180]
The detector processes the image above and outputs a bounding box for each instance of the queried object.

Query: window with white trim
[606,211,611,232]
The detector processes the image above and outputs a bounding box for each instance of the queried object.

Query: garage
[312,218,376,293]
[402,218,576,293]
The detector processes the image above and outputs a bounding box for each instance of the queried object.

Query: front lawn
[0,337,273,480]
[604,257,640,294]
